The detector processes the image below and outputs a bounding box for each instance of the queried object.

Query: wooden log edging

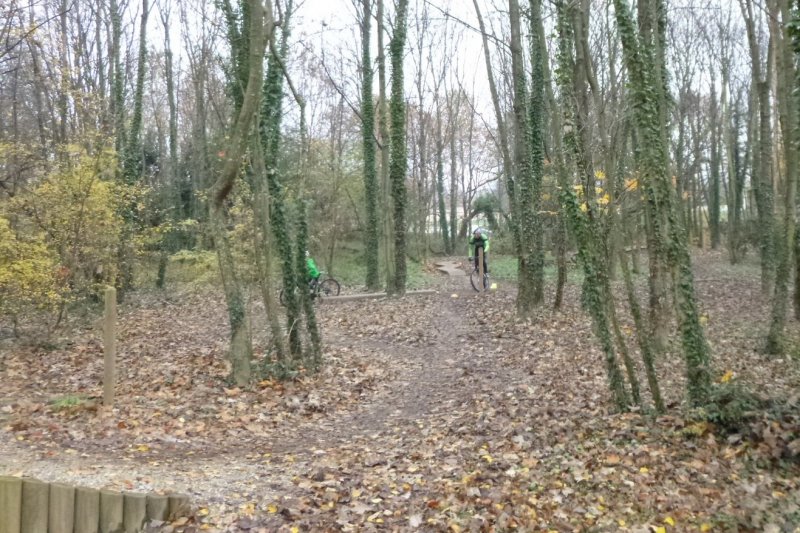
[0,477,190,533]
[320,289,438,303]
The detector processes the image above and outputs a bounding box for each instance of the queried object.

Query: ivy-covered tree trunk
[787,0,800,320]
[555,0,630,411]
[123,0,148,184]
[360,0,380,291]
[708,74,722,250]
[116,0,149,300]
[110,0,125,155]
[377,0,394,289]
[613,0,712,404]
[252,134,286,361]
[765,0,799,353]
[508,0,542,316]
[526,0,545,307]
[619,248,664,412]
[295,203,322,368]
[261,28,302,358]
[219,0,251,112]
[210,0,271,386]
[634,0,670,355]
[389,0,409,294]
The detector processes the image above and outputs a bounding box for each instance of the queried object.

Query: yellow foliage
[11,149,131,297]
[0,217,63,317]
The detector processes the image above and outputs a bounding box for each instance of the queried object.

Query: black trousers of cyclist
[473,249,489,274]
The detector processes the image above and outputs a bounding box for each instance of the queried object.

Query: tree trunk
[526,0,546,306]
[619,249,664,412]
[472,0,518,256]
[435,105,450,253]
[766,0,798,352]
[509,0,543,316]
[377,0,394,289]
[252,135,286,361]
[708,72,722,250]
[389,0,409,294]
[448,93,459,252]
[156,2,179,290]
[613,0,712,404]
[360,0,381,290]
[555,0,630,411]
[295,203,322,368]
[210,0,272,385]
[739,0,775,292]
[260,7,303,358]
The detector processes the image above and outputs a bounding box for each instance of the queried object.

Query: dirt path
[4,255,798,531]
[0,266,502,512]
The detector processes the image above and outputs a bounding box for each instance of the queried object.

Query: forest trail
[261,272,506,454]
[0,264,518,518]
[2,254,799,531]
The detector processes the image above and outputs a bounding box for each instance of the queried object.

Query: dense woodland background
[1,0,799,406]
[2,0,800,529]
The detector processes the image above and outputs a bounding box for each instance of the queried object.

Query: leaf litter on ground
[0,252,799,531]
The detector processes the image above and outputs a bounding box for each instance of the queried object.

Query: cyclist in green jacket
[468,228,490,275]
[306,251,321,290]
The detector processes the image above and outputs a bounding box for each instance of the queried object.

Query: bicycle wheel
[469,269,489,291]
[279,286,300,306]
[318,278,340,298]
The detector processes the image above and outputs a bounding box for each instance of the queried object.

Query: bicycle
[279,272,341,306]
[469,265,490,291]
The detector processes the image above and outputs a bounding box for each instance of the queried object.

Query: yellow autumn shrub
[0,217,63,318]
[13,148,130,296]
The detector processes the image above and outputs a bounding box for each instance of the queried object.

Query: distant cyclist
[468,228,490,275]
[306,251,321,291]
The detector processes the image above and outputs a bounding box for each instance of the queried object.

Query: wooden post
[0,476,22,533]
[73,487,99,533]
[167,493,190,520]
[145,494,168,521]
[122,493,146,533]
[99,490,123,533]
[478,247,485,292]
[20,479,48,533]
[103,286,117,408]
[48,484,75,533]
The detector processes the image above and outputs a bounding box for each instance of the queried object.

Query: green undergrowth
[685,380,800,464]
[485,254,584,284]
[133,242,438,292]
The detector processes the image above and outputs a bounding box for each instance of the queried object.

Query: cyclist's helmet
[305,250,310,258]
[473,228,481,237]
